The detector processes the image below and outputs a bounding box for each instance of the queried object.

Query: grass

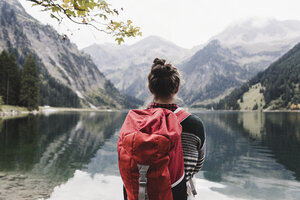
[238,83,265,110]
[1,105,28,112]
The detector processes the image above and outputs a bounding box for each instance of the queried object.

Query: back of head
[148,58,181,100]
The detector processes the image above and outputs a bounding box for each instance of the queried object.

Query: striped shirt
[181,114,206,181]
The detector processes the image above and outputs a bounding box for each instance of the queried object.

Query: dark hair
[148,58,181,99]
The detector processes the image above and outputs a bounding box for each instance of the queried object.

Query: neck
[154,97,175,104]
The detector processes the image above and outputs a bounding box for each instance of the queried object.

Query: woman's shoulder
[182,113,204,129]
[181,113,205,141]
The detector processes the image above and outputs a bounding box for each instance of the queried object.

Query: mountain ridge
[83,35,196,101]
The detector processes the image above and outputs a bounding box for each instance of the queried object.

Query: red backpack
[118,108,190,200]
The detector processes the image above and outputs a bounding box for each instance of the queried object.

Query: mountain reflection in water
[0,111,299,200]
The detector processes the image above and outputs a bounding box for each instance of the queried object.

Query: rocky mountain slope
[216,42,300,110]
[179,40,248,105]
[0,0,139,109]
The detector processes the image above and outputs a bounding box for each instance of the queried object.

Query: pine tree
[0,52,4,100]
[253,103,258,110]
[7,53,20,105]
[0,50,9,104]
[19,54,40,111]
[0,96,3,110]
[0,51,21,105]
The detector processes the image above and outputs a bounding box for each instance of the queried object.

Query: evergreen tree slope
[217,42,300,110]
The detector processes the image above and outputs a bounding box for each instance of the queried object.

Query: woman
[120,58,205,200]
[147,58,206,199]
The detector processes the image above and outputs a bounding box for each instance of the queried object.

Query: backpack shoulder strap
[174,108,191,122]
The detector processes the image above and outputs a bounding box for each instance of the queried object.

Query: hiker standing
[118,58,206,200]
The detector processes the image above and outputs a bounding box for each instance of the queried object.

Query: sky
[19,0,300,49]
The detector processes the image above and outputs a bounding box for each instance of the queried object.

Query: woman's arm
[181,114,206,180]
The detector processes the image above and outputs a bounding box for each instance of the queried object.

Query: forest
[0,50,81,110]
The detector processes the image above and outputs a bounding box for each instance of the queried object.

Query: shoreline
[187,107,300,113]
[0,105,125,119]
[1,105,300,119]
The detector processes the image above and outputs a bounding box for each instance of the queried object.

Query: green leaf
[50,13,60,21]
[115,37,124,45]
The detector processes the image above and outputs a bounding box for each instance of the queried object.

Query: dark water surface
[0,111,299,200]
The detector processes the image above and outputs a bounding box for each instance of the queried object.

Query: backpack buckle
[137,164,150,200]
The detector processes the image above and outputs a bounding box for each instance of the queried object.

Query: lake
[0,111,300,200]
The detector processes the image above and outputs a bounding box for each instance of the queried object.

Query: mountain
[84,36,193,71]
[216,42,300,110]
[179,40,248,106]
[84,18,300,106]
[0,0,139,109]
[180,18,300,107]
[83,36,195,102]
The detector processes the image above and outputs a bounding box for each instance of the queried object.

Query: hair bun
[151,65,173,78]
[153,58,166,65]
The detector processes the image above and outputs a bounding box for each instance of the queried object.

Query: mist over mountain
[0,0,139,109]
[211,18,300,71]
[211,18,300,46]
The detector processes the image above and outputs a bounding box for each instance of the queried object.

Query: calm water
[0,111,300,200]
